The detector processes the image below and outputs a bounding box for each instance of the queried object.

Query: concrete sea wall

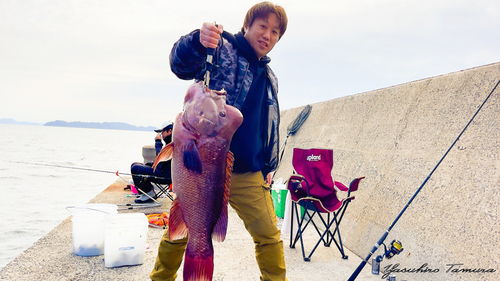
[273,62,500,280]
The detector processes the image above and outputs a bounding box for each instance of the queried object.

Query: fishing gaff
[277,104,312,168]
[279,104,312,153]
[348,78,500,281]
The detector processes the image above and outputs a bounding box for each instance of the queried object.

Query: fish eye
[219,112,226,117]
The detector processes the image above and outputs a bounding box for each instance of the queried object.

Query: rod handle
[348,260,367,281]
[207,47,215,57]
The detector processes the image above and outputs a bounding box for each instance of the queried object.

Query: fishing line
[348,77,500,280]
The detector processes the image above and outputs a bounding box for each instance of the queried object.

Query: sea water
[0,124,154,269]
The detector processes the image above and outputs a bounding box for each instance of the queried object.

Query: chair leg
[325,202,352,260]
[151,183,174,202]
[325,213,332,247]
[298,204,313,262]
[291,202,330,262]
[289,201,312,261]
[327,215,348,259]
[311,212,333,247]
[289,201,295,249]
[290,201,352,261]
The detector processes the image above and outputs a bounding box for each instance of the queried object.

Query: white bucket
[104,213,148,268]
[68,204,118,256]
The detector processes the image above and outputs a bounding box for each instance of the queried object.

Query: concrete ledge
[273,62,500,280]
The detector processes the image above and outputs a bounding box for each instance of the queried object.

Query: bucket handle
[66,206,114,215]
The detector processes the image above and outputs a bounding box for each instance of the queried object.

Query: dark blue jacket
[169,30,280,175]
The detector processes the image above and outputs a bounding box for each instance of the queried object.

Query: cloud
[1,0,499,126]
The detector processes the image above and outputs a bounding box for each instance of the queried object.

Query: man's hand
[155,133,162,141]
[200,22,223,49]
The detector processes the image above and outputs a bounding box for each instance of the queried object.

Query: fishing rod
[9,161,170,181]
[348,78,500,281]
[11,161,128,174]
[12,161,171,210]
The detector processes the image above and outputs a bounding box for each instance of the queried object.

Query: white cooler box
[104,213,148,268]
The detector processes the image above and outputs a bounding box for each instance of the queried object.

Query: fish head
[181,82,242,138]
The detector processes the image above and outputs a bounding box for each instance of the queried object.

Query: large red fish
[154,81,243,281]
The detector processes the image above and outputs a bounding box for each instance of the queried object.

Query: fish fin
[212,151,234,242]
[182,139,202,174]
[184,253,214,281]
[168,198,188,240]
[153,143,174,172]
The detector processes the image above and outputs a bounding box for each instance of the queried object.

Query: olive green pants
[150,171,287,281]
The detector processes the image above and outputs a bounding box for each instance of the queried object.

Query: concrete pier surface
[0,178,379,281]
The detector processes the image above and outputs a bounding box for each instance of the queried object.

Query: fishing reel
[383,240,404,259]
[372,240,404,275]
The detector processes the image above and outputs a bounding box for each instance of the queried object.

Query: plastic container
[271,178,288,218]
[69,204,118,256]
[104,213,148,268]
[272,189,288,218]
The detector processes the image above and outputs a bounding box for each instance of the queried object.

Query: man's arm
[169,23,224,81]
[155,134,163,156]
[169,30,207,80]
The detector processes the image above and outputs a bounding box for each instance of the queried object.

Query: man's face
[161,129,172,139]
[244,12,281,60]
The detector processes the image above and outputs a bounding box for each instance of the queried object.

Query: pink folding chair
[287,148,364,261]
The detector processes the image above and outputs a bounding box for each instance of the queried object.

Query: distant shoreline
[0,118,42,126]
[0,119,155,132]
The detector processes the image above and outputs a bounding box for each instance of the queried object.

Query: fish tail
[153,142,174,172]
[183,253,214,281]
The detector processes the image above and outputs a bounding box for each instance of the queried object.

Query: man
[131,123,173,204]
[151,2,288,280]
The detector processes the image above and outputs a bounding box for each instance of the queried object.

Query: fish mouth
[198,118,216,132]
[182,112,218,137]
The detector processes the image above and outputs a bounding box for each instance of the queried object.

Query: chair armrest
[334,181,349,192]
[287,174,310,196]
[287,175,304,192]
[347,177,365,197]
[349,177,365,192]
[289,175,304,182]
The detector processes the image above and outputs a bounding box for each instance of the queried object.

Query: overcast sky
[1,0,499,128]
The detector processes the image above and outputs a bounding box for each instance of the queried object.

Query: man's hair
[241,1,288,39]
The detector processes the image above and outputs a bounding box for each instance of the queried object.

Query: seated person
[131,123,173,203]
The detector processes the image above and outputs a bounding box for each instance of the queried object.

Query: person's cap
[154,123,174,133]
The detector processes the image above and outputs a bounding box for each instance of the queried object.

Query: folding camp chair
[287,148,364,261]
[135,176,174,204]
[119,176,174,210]
[151,180,174,202]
